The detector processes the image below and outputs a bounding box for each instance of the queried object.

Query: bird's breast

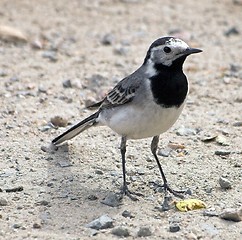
[98,100,186,139]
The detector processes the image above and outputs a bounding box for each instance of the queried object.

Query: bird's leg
[119,136,143,201]
[151,136,187,208]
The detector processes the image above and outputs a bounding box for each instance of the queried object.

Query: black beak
[183,47,202,56]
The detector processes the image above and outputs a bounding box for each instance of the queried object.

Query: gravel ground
[0,0,241,239]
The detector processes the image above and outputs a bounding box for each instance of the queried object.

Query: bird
[51,36,202,207]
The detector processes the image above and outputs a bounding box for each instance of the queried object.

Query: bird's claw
[150,181,192,210]
[164,184,186,199]
[118,185,144,201]
[150,181,189,198]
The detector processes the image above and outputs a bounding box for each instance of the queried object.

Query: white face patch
[145,59,157,77]
[166,38,189,49]
[150,38,190,66]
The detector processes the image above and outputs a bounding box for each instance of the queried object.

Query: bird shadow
[40,143,120,232]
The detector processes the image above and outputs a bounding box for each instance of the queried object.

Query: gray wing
[100,74,141,109]
[86,67,144,110]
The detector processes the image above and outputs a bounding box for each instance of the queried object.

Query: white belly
[98,101,185,139]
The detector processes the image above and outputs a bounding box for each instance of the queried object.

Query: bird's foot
[150,181,192,211]
[164,183,188,198]
[118,184,144,201]
[150,180,191,198]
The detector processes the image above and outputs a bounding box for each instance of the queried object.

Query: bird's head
[144,37,202,68]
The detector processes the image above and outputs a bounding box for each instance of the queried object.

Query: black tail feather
[52,111,99,145]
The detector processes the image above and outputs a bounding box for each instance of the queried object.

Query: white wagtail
[52,36,202,205]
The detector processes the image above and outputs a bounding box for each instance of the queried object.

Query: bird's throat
[149,68,188,108]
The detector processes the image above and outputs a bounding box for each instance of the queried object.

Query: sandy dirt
[0,0,241,239]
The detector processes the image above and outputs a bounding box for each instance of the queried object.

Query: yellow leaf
[175,199,206,212]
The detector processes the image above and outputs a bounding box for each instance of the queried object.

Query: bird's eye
[164,46,171,53]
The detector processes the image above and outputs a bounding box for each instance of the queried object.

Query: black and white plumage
[52,37,202,206]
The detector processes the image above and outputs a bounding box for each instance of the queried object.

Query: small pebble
[46,157,54,161]
[95,169,104,175]
[110,171,119,177]
[137,168,145,175]
[201,134,217,142]
[87,74,107,89]
[86,214,114,230]
[216,135,229,146]
[169,223,180,232]
[185,232,198,240]
[220,208,242,222]
[31,39,43,49]
[204,186,213,194]
[0,198,8,206]
[233,0,242,5]
[219,176,232,189]
[155,205,169,212]
[176,126,197,136]
[0,69,8,77]
[62,79,72,88]
[101,33,115,45]
[224,26,240,37]
[13,223,22,229]
[203,209,219,217]
[42,51,58,62]
[5,186,23,192]
[41,145,57,153]
[88,195,98,201]
[9,76,19,82]
[89,229,98,236]
[233,121,242,127]
[70,78,83,89]
[46,182,54,187]
[185,188,192,195]
[38,85,48,94]
[0,25,28,43]
[137,227,152,237]
[158,148,172,157]
[37,200,50,206]
[33,223,41,229]
[39,125,53,132]
[58,95,73,103]
[58,160,72,168]
[168,143,185,150]
[70,196,78,200]
[114,46,129,56]
[233,162,241,168]
[50,116,68,127]
[215,150,231,156]
[122,210,134,218]
[112,227,130,237]
[17,90,35,97]
[101,192,121,207]
[230,63,241,72]
[130,176,137,182]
